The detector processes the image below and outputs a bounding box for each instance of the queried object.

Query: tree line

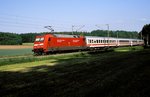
[0,32,22,45]
[0,29,144,45]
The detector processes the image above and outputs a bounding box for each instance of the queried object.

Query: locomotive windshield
[35,37,44,42]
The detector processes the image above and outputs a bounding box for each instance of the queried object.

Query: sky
[0,0,149,33]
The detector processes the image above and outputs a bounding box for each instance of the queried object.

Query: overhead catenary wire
[0,13,84,33]
[0,13,107,33]
[0,13,139,33]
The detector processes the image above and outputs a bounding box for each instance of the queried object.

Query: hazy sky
[0,0,149,33]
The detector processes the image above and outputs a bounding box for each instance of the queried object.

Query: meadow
[0,46,150,97]
[0,43,33,57]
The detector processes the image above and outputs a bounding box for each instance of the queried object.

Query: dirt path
[0,45,33,49]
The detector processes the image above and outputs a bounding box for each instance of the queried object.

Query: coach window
[93,40,95,43]
[89,40,92,43]
[109,40,111,43]
[91,40,93,43]
[104,40,105,43]
[96,40,99,43]
[90,40,92,43]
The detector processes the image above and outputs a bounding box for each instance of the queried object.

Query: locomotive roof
[53,34,80,38]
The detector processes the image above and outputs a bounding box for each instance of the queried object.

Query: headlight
[34,44,38,46]
[39,43,44,46]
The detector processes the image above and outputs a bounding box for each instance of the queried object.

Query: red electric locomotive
[32,34,87,55]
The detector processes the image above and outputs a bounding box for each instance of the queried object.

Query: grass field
[0,48,33,57]
[0,46,150,97]
[0,43,33,57]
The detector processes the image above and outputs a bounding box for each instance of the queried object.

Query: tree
[140,24,150,46]
[20,33,38,43]
[0,32,22,45]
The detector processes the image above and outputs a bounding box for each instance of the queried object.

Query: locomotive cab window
[35,37,44,42]
[35,38,40,42]
[40,37,44,41]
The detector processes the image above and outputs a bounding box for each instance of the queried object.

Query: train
[32,33,144,55]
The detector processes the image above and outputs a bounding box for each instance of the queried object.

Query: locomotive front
[32,35,45,55]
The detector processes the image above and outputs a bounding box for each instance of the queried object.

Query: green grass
[0,52,88,66]
[0,48,33,57]
[0,46,150,97]
[114,46,144,52]
[22,43,33,46]
[0,46,144,65]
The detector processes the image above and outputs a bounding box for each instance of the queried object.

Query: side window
[99,40,101,43]
[96,40,99,43]
[48,38,51,41]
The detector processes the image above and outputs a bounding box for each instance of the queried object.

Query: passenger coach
[85,36,144,49]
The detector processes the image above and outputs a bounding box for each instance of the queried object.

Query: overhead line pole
[106,24,110,47]
[106,24,109,38]
[72,25,74,35]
